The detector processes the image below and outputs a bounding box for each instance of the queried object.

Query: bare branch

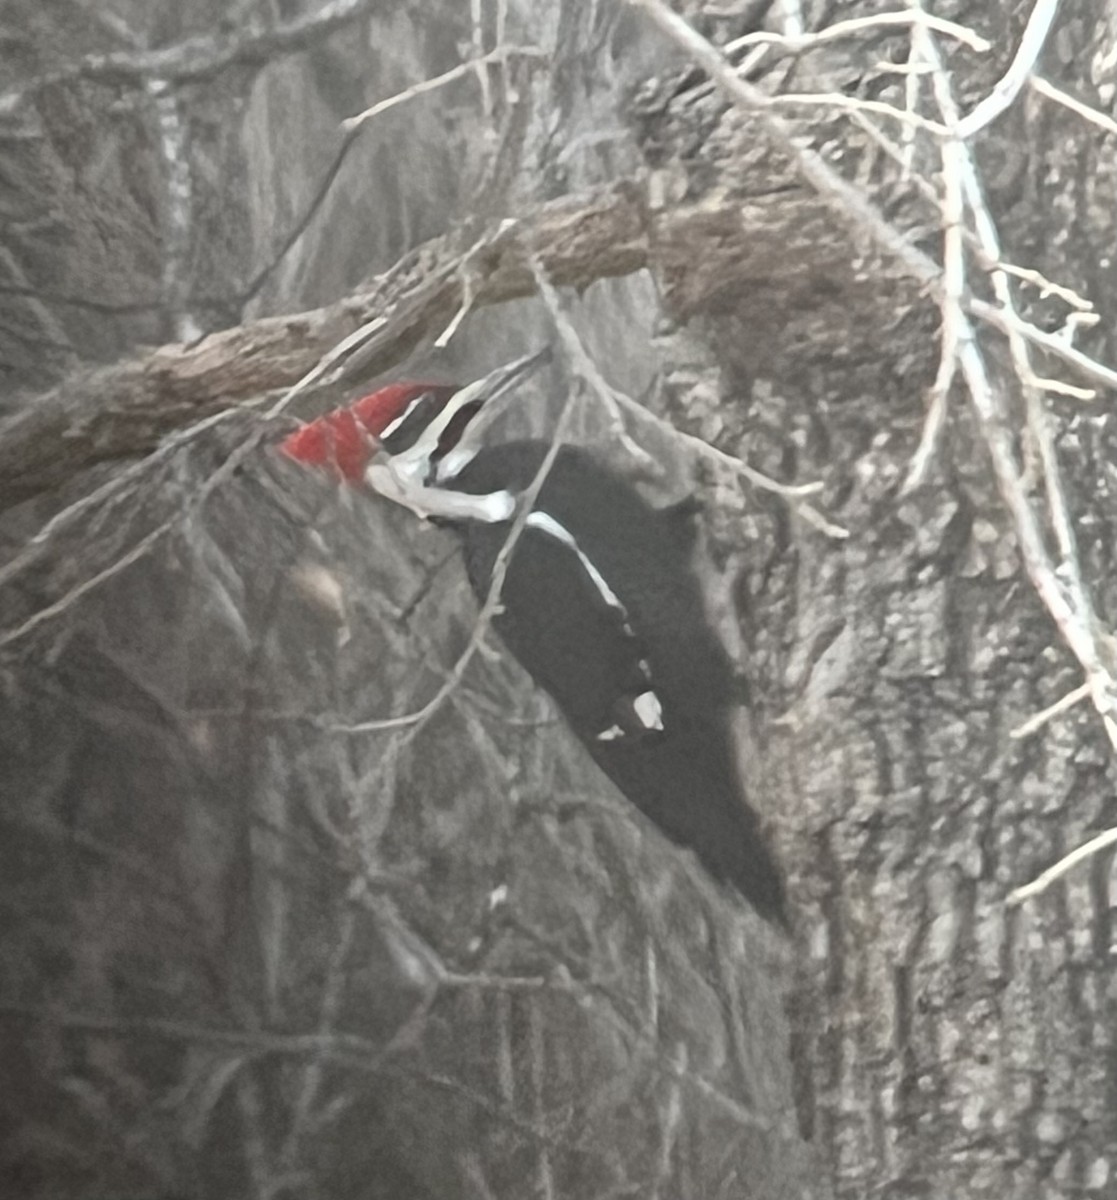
[1006,826,1117,906]
[953,0,1064,139]
[1030,74,1117,138]
[0,179,866,519]
[1011,683,1091,739]
[902,40,965,492]
[969,300,1117,393]
[724,10,992,56]
[0,519,175,651]
[767,90,951,135]
[629,0,1117,751]
[341,45,545,132]
[0,188,647,510]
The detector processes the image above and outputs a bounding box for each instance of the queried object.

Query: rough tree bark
[1,1,1116,1198]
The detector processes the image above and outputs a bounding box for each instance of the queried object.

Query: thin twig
[341,45,545,132]
[263,316,388,418]
[970,299,1117,393]
[724,10,992,56]
[1010,682,1091,739]
[902,22,965,493]
[975,254,1095,312]
[0,519,175,650]
[336,270,579,735]
[1006,826,1117,906]
[954,0,1063,139]
[530,267,655,470]
[1030,74,1117,138]
[912,6,1117,752]
[433,222,519,349]
[768,91,951,136]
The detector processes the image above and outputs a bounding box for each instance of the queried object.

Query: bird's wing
[465,515,664,744]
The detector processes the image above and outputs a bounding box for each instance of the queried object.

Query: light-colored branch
[341,45,545,132]
[975,255,1095,313]
[471,0,494,121]
[902,59,964,492]
[724,10,991,56]
[953,0,1064,139]
[1006,826,1117,906]
[0,519,175,651]
[629,0,1117,746]
[912,6,1117,753]
[767,91,951,136]
[1010,682,1091,739]
[1030,74,1117,137]
[969,300,1117,394]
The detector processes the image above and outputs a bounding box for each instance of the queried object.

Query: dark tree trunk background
[2,1,1116,1198]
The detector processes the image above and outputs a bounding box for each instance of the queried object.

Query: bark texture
[2,0,1116,1197]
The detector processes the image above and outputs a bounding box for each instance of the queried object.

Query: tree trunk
[2,1,1115,1197]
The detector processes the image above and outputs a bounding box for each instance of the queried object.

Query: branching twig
[935,92,1117,751]
[724,10,992,56]
[969,300,1117,394]
[1006,827,1117,906]
[1030,75,1117,138]
[335,263,579,737]
[1010,682,1091,739]
[341,45,545,132]
[626,0,1117,904]
[0,519,175,650]
[953,0,1063,139]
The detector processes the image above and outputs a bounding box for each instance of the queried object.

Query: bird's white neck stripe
[365,462,514,523]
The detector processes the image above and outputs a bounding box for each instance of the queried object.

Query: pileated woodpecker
[280,352,785,922]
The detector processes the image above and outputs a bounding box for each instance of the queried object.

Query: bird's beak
[427,346,552,483]
[423,346,551,451]
[456,346,553,410]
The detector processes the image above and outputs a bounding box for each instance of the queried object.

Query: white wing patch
[632,690,664,731]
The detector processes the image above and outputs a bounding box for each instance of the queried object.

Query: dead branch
[3,128,1113,514]
[0,188,646,510]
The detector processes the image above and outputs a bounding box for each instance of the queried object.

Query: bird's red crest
[279,382,443,482]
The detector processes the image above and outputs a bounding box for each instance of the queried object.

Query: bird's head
[279,348,550,491]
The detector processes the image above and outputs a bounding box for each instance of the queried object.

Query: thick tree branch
[3,162,1113,512]
[0,188,647,510]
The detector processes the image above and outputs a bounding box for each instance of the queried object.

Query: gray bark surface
[1,1,1116,1197]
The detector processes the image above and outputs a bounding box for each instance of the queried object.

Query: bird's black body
[451,441,785,921]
